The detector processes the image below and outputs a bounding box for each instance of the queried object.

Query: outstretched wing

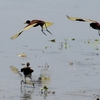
[10,30,23,40]
[11,23,37,40]
[10,66,22,76]
[43,22,53,28]
[66,15,96,23]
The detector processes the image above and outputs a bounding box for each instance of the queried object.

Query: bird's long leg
[98,30,100,36]
[30,76,34,87]
[44,23,52,35]
[41,27,47,35]
[21,80,23,86]
[21,80,26,86]
[24,77,26,84]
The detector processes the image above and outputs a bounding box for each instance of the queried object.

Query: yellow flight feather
[43,22,53,28]
[11,23,37,40]
[10,31,23,40]
[66,15,96,23]
[10,66,19,73]
[10,66,22,76]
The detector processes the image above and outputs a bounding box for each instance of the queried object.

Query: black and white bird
[21,62,34,85]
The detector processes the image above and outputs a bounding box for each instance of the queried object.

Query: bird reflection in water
[20,87,34,100]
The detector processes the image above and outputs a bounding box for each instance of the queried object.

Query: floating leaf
[17,53,27,57]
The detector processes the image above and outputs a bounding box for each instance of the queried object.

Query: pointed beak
[24,22,26,24]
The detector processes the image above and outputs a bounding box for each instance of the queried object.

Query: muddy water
[1,0,100,100]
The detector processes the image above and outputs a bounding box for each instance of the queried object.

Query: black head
[24,20,31,24]
[26,62,30,67]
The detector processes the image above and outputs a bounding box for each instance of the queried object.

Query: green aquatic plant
[72,38,75,41]
[59,42,70,50]
[49,39,56,42]
[87,39,100,50]
[64,38,75,41]
[40,86,48,93]
[40,66,50,81]
[45,46,48,49]
[93,39,100,44]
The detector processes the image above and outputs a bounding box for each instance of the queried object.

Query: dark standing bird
[11,19,53,39]
[66,15,100,36]
[21,62,34,85]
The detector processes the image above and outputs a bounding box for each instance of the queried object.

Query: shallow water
[1,0,100,100]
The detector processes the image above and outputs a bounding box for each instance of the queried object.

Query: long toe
[42,31,47,35]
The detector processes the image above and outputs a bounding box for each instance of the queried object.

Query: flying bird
[11,19,53,40]
[66,15,100,36]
